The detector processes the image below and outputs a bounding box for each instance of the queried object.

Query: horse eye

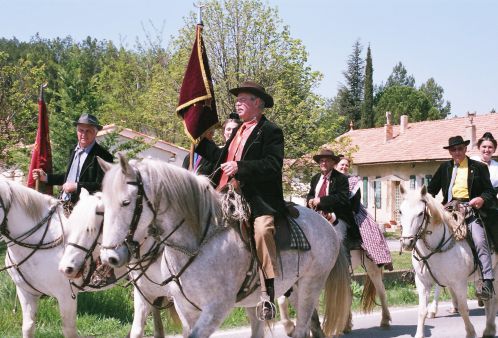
[121,199,131,207]
[398,210,402,215]
[418,211,423,216]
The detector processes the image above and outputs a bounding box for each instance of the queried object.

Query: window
[374,176,381,209]
[424,175,432,186]
[410,175,416,189]
[362,177,368,207]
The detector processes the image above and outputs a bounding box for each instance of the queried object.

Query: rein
[403,200,456,287]
[0,183,63,273]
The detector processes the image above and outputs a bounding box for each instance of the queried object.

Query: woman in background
[336,156,393,271]
[471,132,498,194]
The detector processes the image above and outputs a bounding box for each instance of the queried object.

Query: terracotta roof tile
[339,113,498,165]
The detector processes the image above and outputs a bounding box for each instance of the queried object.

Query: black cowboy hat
[443,135,470,149]
[73,113,103,131]
[229,81,274,108]
[312,149,340,163]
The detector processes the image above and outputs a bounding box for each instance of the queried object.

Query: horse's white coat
[399,186,497,338]
[98,156,351,338]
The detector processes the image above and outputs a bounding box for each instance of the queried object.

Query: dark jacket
[428,157,498,246]
[47,142,113,203]
[306,169,358,231]
[196,115,285,217]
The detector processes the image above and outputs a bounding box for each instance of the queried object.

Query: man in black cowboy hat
[428,135,498,300]
[306,148,361,249]
[196,80,284,320]
[33,113,113,207]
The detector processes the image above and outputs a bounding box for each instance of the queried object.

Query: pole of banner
[193,1,206,25]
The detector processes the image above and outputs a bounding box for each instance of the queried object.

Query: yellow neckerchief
[452,157,469,199]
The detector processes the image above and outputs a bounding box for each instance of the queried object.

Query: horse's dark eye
[121,199,131,207]
[418,211,423,216]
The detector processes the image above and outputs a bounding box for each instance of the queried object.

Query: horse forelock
[0,179,56,221]
[69,195,100,236]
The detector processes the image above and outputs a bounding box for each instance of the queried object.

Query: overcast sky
[1,0,497,117]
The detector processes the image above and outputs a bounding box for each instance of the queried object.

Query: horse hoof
[427,311,436,319]
[380,321,391,328]
[447,307,459,314]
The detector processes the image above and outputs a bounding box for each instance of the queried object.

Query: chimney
[400,115,408,134]
[466,111,476,149]
[384,111,393,143]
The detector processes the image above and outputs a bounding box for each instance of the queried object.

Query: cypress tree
[361,45,374,128]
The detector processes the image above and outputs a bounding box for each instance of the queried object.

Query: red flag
[176,24,218,143]
[27,86,53,195]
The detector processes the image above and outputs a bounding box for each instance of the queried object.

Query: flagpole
[193,1,206,25]
[35,83,48,192]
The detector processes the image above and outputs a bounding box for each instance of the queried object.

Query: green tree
[419,77,451,118]
[360,45,374,128]
[374,85,434,125]
[386,62,415,88]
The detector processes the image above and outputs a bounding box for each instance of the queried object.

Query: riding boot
[480,279,494,301]
[262,278,276,320]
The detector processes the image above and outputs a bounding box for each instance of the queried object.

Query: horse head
[59,188,105,279]
[399,185,431,251]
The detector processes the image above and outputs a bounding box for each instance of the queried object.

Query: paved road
[167,300,497,337]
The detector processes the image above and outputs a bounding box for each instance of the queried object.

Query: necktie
[447,163,458,202]
[218,124,247,189]
[62,149,84,201]
[318,176,328,197]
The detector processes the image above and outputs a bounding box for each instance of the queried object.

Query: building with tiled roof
[338,112,498,226]
[97,124,189,167]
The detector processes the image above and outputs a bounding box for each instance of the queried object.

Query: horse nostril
[109,257,118,266]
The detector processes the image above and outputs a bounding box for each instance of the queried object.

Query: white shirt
[470,156,498,188]
[315,172,331,198]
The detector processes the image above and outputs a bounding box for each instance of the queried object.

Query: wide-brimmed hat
[229,81,274,108]
[313,149,340,163]
[443,135,470,149]
[73,113,103,130]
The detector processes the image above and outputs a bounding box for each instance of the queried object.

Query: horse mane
[0,178,57,221]
[420,190,461,234]
[104,159,223,240]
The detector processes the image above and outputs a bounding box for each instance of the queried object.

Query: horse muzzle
[400,237,415,251]
[100,246,129,268]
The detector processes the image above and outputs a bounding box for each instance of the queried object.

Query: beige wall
[352,161,445,226]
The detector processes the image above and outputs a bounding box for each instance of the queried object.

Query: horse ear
[80,188,90,199]
[421,185,427,196]
[117,152,132,176]
[97,156,112,173]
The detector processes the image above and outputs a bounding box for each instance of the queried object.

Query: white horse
[399,185,498,338]
[98,155,351,338]
[0,178,163,338]
[58,189,179,338]
[278,220,391,336]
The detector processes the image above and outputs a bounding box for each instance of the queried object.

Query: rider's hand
[221,161,238,177]
[469,197,484,209]
[62,182,77,193]
[32,169,48,182]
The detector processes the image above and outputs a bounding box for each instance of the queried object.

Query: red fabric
[317,176,328,197]
[218,124,247,188]
[176,25,218,142]
[27,98,53,195]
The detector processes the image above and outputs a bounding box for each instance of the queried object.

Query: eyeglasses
[448,146,466,152]
[236,96,257,103]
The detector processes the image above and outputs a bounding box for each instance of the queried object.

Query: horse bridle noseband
[400,200,431,246]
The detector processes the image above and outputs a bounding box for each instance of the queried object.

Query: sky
[1,0,497,118]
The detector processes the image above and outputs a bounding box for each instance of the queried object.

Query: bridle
[0,181,63,273]
[401,199,458,287]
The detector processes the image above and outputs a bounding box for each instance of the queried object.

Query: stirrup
[256,299,276,321]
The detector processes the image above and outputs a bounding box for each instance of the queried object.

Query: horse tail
[322,246,352,336]
[361,272,378,313]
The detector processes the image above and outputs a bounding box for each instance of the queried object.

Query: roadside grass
[0,246,477,337]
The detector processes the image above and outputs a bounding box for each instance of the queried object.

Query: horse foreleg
[16,287,40,338]
[55,292,78,338]
[414,276,430,338]
[277,295,295,336]
[427,285,440,318]
[482,279,498,338]
[452,284,476,338]
[245,306,265,338]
